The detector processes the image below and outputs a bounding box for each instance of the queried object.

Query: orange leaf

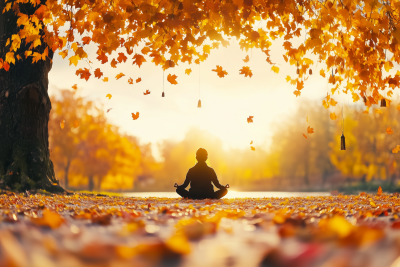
[117,53,127,63]
[250,140,253,144]
[60,120,65,129]
[103,77,108,82]
[143,89,151,95]
[107,108,112,113]
[250,146,255,151]
[30,209,64,229]
[72,84,77,90]
[136,77,141,83]
[106,94,112,99]
[243,55,249,63]
[377,186,383,196]
[82,36,91,45]
[94,68,103,79]
[307,126,314,134]
[330,112,337,120]
[115,73,125,80]
[111,58,118,68]
[212,65,228,78]
[303,133,308,139]
[387,127,394,135]
[74,120,79,128]
[296,80,304,90]
[247,116,253,123]
[128,78,134,84]
[132,54,146,68]
[239,66,253,77]
[167,74,178,85]
[132,112,139,120]
[75,68,91,81]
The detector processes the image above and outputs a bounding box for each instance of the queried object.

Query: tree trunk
[64,159,71,189]
[88,176,94,192]
[0,0,63,192]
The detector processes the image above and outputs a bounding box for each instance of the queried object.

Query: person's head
[196,148,208,162]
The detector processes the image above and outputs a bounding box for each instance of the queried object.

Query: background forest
[49,89,400,192]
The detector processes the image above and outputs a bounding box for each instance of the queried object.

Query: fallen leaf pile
[1,189,400,266]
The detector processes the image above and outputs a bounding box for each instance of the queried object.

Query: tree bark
[0,0,63,192]
[64,159,71,189]
[88,176,94,192]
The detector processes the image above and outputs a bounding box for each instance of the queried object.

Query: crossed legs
[176,187,228,200]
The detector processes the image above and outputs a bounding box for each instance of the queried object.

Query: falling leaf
[107,108,112,113]
[387,127,394,135]
[243,55,249,63]
[393,145,400,153]
[132,54,147,68]
[212,65,228,78]
[250,146,255,151]
[72,84,77,90]
[128,78,133,84]
[143,90,151,95]
[185,69,192,75]
[250,141,253,144]
[94,68,103,79]
[271,66,279,73]
[330,112,337,120]
[106,94,112,99]
[132,112,140,120]
[136,78,142,83]
[117,53,128,63]
[239,66,253,77]
[307,126,314,134]
[247,116,253,123]
[116,73,125,80]
[103,77,108,82]
[303,133,308,139]
[74,120,79,128]
[167,74,178,85]
[60,120,65,129]
[375,109,383,115]
[320,69,326,77]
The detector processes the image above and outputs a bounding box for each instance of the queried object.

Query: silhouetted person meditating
[174,148,229,199]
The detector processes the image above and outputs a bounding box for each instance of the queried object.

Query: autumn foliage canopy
[1,0,400,105]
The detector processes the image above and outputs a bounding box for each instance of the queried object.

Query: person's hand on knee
[225,184,229,189]
[174,183,178,188]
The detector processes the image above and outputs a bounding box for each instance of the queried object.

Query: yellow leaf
[185,68,192,75]
[271,66,279,73]
[115,73,125,80]
[330,112,337,120]
[103,77,108,82]
[60,120,65,129]
[320,69,325,78]
[106,94,112,99]
[5,52,15,64]
[68,55,80,66]
[30,209,64,229]
[250,146,255,151]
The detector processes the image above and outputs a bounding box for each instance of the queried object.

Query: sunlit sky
[48,34,399,160]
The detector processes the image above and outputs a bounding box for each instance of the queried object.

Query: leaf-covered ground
[1,190,400,267]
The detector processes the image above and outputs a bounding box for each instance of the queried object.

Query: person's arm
[210,169,225,189]
[178,170,191,189]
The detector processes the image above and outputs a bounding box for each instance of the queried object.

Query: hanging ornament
[340,105,346,151]
[341,133,346,150]
[162,70,165,97]
[381,98,387,107]
[296,61,299,74]
[363,95,367,103]
[309,69,312,75]
[198,63,202,108]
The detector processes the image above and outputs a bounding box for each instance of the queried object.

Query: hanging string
[199,62,200,99]
[341,104,344,134]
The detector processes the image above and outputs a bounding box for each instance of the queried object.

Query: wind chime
[162,70,165,97]
[198,63,201,108]
[341,105,346,151]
